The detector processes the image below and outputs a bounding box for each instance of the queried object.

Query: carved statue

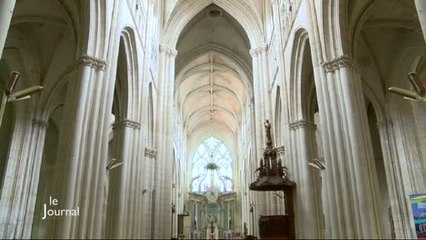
[264,120,273,147]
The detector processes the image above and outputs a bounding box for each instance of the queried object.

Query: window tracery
[191,137,233,192]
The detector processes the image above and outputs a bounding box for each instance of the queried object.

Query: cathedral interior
[0,0,426,239]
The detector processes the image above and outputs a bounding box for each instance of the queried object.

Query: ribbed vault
[175,4,252,152]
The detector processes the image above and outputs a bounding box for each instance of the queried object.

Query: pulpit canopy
[249,120,295,191]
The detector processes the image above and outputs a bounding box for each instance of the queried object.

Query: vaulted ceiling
[175,4,252,149]
[350,0,425,109]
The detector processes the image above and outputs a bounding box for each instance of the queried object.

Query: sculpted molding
[144,147,158,159]
[79,55,107,70]
[249,43,268,57]
[289,119,316,130]
[113,119,141,130]
[160,44,178,57]
[64,55,108,75]
[322,55,359,73]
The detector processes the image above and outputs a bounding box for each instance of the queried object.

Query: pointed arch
[287,27,324,239]
[289,28,311,121]
[164,0,262,48]
[110,26,140,120]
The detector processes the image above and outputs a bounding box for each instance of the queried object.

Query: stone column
[23,120,50,238]
[106,119,140,238]
[377,119,416,238]
[259,45,272,120]
[317,55,383,238]
[314,63,341,239]
[248,47,264,236]
[53,55,109,239]
[0,116,47,239]
[0,118,49,239]
[250,44,272,124]
[414,0,426,43]
[288,120,321,239]
[249,48,265,165]
[0,0,16,58]
[276,146,286,215]
[189,196,203,236]
[140,147,156,239]
[120,120,142,238]
[133,126,145,238]
[250,44,274,217]
[153,45,176,239]
[259,44,277,217]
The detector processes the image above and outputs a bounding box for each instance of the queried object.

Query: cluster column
[141,147,156,239]
[0,0,16,58]
[23,120,50,238]
[316,55,382,238]
[153,44,177,239]
[377,119,416,238]
[106,119,141,238]
[54,55,109,239]
[288,120,321,238]
[249,44,273,234]
[0,118,49,239]
[414,0,426,43]
[249,46,265,234]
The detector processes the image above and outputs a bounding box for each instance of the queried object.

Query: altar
[187,189,237,239]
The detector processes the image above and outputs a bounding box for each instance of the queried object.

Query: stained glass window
[191,137,233,192]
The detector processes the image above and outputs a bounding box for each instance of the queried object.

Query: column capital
[144,147,158,159]
[64,55,107,74]
[159,44,178,57]
[33,119,49,129]
[113,119,141,130]
[322,55,359,73]
[249,43,268,57]
[78,54,107,71]
[289,119,316,130]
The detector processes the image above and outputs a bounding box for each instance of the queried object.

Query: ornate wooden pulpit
[249,120,296,239]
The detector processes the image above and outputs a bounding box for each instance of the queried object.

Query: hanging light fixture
[388,72,426,102]
[106,158,123,170]
[249,120,295,191]
[0,71,43,128]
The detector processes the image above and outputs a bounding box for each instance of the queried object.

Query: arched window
[191,137,233,192]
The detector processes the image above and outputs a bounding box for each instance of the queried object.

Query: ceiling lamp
[388,72,426,102]
[0,71,43,128]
